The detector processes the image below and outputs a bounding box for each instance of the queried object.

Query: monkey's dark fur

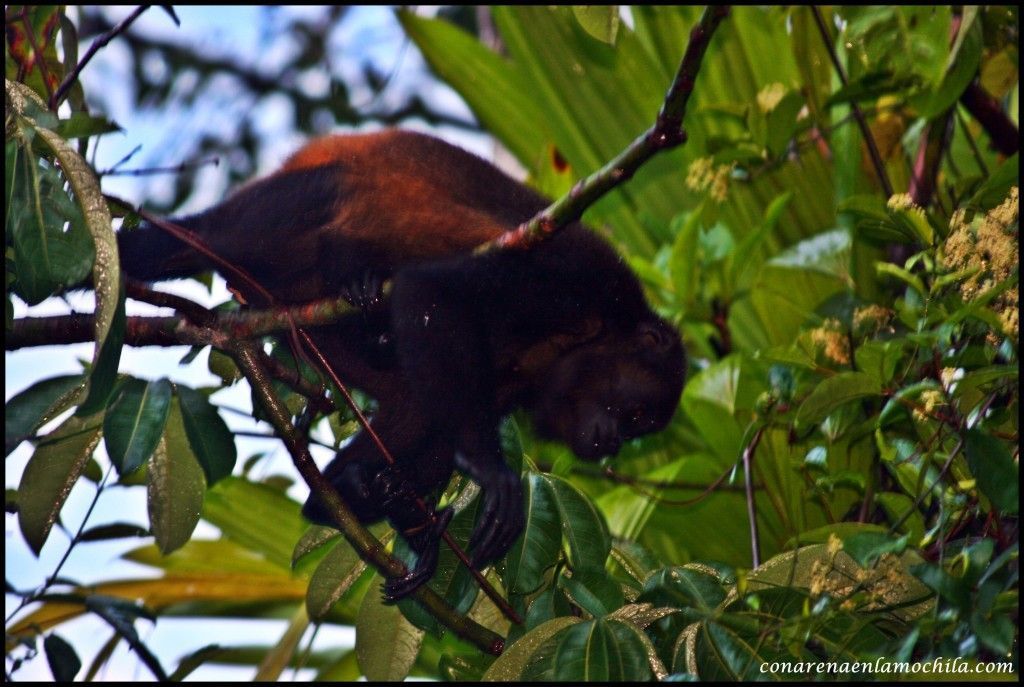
[119,130,686,599]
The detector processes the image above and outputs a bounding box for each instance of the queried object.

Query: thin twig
[50,5,152,110]
[888,393,997,533]
[5,468,112,625]
[742,426,766,567]
[810,6,894,198]
[99,157,220,177]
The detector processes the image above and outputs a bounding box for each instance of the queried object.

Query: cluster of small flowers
[942,187,1019,338]
[809,534,913,612]
[685,156,733,202]
[852,304,895,337]
[808,317,850,365]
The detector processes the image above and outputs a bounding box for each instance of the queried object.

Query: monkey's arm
[389,261,525,569]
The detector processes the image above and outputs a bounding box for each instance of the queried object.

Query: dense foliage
[6,5,1018,681]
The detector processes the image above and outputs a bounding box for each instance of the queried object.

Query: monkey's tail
[118,220,212,282]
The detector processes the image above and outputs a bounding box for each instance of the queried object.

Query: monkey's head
[529,318,685,460]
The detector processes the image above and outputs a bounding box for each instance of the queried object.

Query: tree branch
[5,295,358,350]
[50,5,153,110]
[960,81,1019,157]
[474,5,730,254]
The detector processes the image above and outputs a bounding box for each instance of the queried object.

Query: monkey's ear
[637,320,678,353]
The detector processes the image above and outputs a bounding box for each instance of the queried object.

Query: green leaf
[7,145,95,303]
[768,228,852,283]
[355,577,425,681]
[552,619,652,682]
[854,340,903,386]
[147,398,206,554]
[306,538,367,622]
[78,523,150,542]
[919,15,982,118]
[292,526,343,569]
[669,212,702,312]
[17,412,103,555]
[842,531,909,567]
[84,596,166,681]
[482,617,581,681]
[783,522,887,548]
[5,374,86,457]
[728,192,791,290]
[560,569,625,618]
[54,113,122,140]
[571,6,620,44]
[544,475,611,573]
[254,606,310,682]
[123,539,283,577]
[397,10,548,167]
[76,283,126,417]
[201,477,307,569]
[504,474,561,594]
[965,430,1019,514]
[968,153,1019,210]
[638,566,725,614]
[176,385,237,484]
[797,372,881,428]
[8,80,121,409]
[166,645,226,682]
[764,90,804,158]
[103,378,172,475]
[44,633,81,682]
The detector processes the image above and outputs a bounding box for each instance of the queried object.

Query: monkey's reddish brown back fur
[283,130,547,266]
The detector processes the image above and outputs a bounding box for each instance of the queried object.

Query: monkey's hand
[459,455,525,570]
[383,506,453,602]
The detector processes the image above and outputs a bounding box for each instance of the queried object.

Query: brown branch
[909,15,963,210]
[474,5,730,254]
[960,81,1020,157]
[50,5,153,110]
[229,341,505,656]
[7,313,203,349]
[5,296,359,350]
[811,6,894,198]
[125,281,216,326]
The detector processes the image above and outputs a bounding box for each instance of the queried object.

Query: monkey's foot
[340,269,386,313]
[383,507,454,602]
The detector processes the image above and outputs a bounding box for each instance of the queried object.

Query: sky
[6,6,487,681]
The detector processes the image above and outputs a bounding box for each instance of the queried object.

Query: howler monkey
[119,130,686,599]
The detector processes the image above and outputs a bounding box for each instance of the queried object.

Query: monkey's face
[530,319,686,461]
